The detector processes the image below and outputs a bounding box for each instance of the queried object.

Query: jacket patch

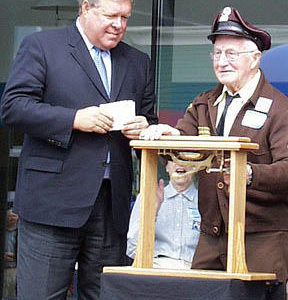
[241,110,267,129]
[255,97,273,114]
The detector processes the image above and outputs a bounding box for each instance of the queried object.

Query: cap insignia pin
[219,7,232,22]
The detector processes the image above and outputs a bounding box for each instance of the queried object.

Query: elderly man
[1,0,157,298]
[140,7,288,296]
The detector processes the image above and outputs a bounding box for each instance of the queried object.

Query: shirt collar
[166,181,198,202]
[213,70,261,107]
[76,17,94,52]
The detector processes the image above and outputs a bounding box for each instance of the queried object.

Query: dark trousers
[17,180,126,300]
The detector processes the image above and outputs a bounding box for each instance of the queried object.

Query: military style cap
[208,7,271,51]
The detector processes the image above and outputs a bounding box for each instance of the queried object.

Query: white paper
[100,100,136,131]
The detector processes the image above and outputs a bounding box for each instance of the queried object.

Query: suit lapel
[67,23,109,102]
[110,44,129,102]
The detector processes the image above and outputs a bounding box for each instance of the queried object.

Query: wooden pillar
[227,150,248,273]
[133,149,158,268]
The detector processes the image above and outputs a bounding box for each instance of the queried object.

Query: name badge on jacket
[241,97,273,129]
[255,97,273,113]
[241,110,267,129]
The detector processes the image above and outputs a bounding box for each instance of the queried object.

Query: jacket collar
[67,21,129,102]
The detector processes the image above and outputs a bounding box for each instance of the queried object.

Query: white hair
[242,39,260,52]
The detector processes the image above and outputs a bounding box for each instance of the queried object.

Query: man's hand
[121,116,149,140]
[223,159,252,187]
[139,124,180,140]
[156,179,165,215]
[73,106,113,134]
[4,252,16,262]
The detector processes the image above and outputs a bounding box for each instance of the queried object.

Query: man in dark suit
[0,0,157,298]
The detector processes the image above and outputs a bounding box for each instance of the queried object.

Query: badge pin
[255,97,273,113]
[241,110,267,129]
[219,7,232,22]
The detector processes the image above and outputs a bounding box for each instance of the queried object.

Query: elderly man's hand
[223,159,253,188]
[139,124,180,140]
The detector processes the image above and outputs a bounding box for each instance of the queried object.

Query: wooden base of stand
[103,266,276,281]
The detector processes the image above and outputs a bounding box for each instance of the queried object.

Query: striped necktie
[93,47,111,177]
[216,92,239,136]
[93,47,110,96]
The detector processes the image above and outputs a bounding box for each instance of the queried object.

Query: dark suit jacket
[0,22,157,233]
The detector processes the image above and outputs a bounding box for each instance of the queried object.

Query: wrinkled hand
[73,106,113,134]
[139,124,180,140]
[156,179,165,215]
[121,116,149,140]
[223,159,251,187]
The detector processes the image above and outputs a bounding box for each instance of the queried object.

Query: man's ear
[82,0,90,15]
[250,51,261,70]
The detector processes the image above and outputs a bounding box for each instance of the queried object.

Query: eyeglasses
[210,49,257,62]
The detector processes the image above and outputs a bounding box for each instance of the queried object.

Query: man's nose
[218,51,229,65]
[112,17,122,28]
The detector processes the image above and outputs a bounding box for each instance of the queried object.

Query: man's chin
[103,40,121,50]
[218,76,235,86]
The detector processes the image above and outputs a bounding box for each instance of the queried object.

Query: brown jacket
[176,70,288,236]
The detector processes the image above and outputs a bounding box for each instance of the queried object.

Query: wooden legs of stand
[132,149,249,272]
[104,139,276,281]
[132,149,158,268]
[227,151,248,273]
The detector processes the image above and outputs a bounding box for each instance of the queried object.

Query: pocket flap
[25,156,63,173]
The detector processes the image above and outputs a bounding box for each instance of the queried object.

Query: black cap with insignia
[208,7,271,51]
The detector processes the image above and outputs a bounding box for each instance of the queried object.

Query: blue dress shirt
[127,181,200,263]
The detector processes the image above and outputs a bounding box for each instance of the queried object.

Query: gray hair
[78,0,133,6]
[78,0,101,7]
[78,0,133,14]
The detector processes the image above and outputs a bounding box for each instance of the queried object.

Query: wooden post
[227,150,248,273]
[132,149,158,268]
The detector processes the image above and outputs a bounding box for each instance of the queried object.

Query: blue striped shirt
[127,181,200,263]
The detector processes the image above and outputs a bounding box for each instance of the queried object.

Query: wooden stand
[104,136,276,281]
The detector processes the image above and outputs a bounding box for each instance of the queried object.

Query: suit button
[213,226,219,234]
[103,162,109,167]
[217,182,224,189]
